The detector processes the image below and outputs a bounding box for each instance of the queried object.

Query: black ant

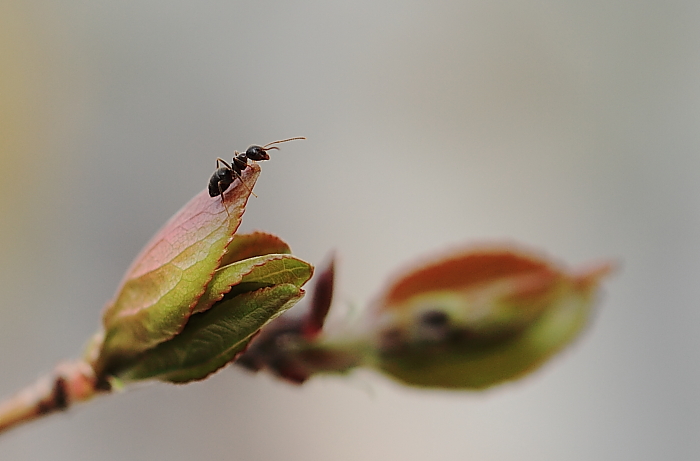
[208,137,305,201]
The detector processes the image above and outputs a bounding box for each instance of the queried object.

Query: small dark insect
[208,137,306,200]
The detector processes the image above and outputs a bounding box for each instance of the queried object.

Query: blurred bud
[369,246,613,389]
[236,255,342,384]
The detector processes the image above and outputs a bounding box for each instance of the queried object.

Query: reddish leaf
[220,231,292,267]
[302,254,335,338]
[377,247,560,308]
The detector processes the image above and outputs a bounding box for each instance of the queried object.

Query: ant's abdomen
[208,168,233,197]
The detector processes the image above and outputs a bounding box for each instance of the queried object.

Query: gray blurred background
[1,1,699,459]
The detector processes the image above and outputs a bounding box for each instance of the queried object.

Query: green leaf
[95,166,260,376]
[118,284,306,383]
[192,254,313,314]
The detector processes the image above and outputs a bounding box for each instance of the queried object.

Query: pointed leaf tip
[302,254,336,338]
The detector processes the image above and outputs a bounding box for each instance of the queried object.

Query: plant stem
[0,360,105,435]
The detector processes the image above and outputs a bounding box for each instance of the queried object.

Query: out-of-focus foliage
[237,247,612,390]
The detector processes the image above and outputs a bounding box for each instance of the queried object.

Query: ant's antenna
[261,137,306,150]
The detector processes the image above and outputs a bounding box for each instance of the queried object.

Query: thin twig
[0,360,105,435]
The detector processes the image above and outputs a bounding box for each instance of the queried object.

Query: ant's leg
[218,181,231,218]
[216,158,232,169]
[232,171,258,198]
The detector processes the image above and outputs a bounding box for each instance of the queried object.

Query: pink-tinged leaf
[192,254,313,315]
[95,165,260,376]
[220,231,292,267]
[370,246,614,389]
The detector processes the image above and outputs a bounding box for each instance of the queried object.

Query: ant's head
[245,137,306,162]
[245,145,272,161]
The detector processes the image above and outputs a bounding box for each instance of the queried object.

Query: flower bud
[369,246,613,389]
